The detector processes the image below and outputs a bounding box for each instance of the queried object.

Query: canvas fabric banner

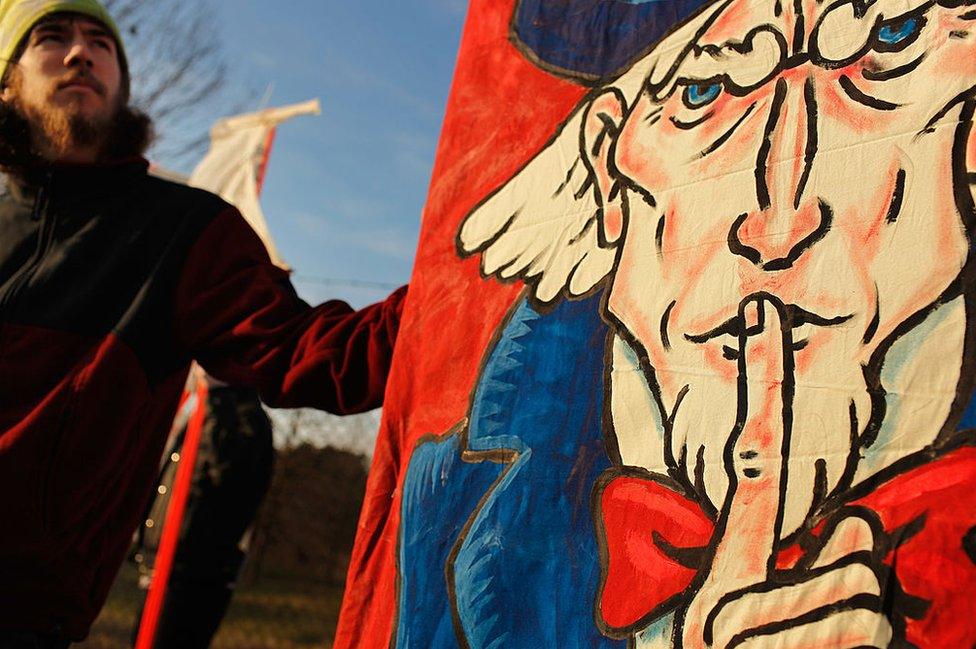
[335,1,976,647]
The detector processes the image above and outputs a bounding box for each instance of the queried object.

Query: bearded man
[0,1,406,647]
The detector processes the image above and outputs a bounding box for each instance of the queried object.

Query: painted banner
[334,0,976,647]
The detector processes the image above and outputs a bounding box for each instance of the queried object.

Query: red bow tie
[598,447,976,645]
[597,474,808,632]
[597,474,714,631]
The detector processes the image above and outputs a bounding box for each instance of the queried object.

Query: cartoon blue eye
[683,82,722,108]
[876,16,921,49]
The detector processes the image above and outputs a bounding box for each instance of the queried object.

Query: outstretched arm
[175,206,407,414]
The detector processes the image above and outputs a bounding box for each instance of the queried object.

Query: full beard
[21,93,110,159]
[0,84,152,182]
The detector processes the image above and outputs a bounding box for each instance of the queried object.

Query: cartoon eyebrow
[670,110,715,130]
[811,0,931,64]
[838,75,901,110]
[697,103,756,159]
[861,52,926,81]
[646,0,737,96]
[669,26,786,97]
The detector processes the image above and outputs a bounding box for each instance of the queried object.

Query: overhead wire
[291,274,401,291]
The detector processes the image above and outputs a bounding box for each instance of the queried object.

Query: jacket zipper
[0,173,54,318]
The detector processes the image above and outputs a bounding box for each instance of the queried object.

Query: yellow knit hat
[0,0,127,91]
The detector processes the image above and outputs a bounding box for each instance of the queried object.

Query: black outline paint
[726,200,834,271]
[839,75,901,110]
[755,78,789,210]
[794,77,819,209]
[661,300,677,350]
[698,103,757,159]
[885,169,907,223]
[862,52,926,81]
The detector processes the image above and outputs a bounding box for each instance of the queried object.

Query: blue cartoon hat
[510,0,713,84]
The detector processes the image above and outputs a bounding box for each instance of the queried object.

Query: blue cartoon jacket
[395,294,624,648]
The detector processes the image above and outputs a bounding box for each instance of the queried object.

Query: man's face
[602,0,976,534]
[2,14,122,161]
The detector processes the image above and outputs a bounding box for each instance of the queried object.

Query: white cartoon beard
[610,294,968,540]
[609,331,872,539]
[666,362,870,539]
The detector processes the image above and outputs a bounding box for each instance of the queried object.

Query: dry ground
[77,564,345,649]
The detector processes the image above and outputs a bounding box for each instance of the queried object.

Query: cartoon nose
[728,77,828,270]
[728,200,832,271]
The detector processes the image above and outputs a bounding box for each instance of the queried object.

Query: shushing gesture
[676,296,893,649]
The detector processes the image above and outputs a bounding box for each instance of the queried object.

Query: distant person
[0,1,406,647]
[131,366,275,649]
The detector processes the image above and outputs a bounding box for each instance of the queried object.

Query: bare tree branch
[103,0,255,171]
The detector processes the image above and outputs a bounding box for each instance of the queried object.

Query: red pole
[255,126,277,197]
[134,378,209,649]
[136,123,279,649]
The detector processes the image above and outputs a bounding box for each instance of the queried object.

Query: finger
[812,515,876,569]
[709,561,882,648]
[733,607,892,649]
[710,296,793,588]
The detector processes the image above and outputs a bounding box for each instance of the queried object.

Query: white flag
[188,99,322,270]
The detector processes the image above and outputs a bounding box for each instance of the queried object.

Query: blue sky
[207,1,467,307]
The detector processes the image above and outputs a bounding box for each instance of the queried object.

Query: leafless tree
[244,436,369,583]
[267,407,382,458]
[103,0,251,171]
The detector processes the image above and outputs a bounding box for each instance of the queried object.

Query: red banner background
[333,1,585,645]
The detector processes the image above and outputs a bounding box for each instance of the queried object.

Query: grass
[77,564,346,649]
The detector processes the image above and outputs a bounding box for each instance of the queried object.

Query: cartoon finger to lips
[459,0,976,644]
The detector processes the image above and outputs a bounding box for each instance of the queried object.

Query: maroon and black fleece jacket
[0,158,407,639]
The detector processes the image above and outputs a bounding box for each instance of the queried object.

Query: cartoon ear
[458,99,617,304]
[582,89,628,245]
